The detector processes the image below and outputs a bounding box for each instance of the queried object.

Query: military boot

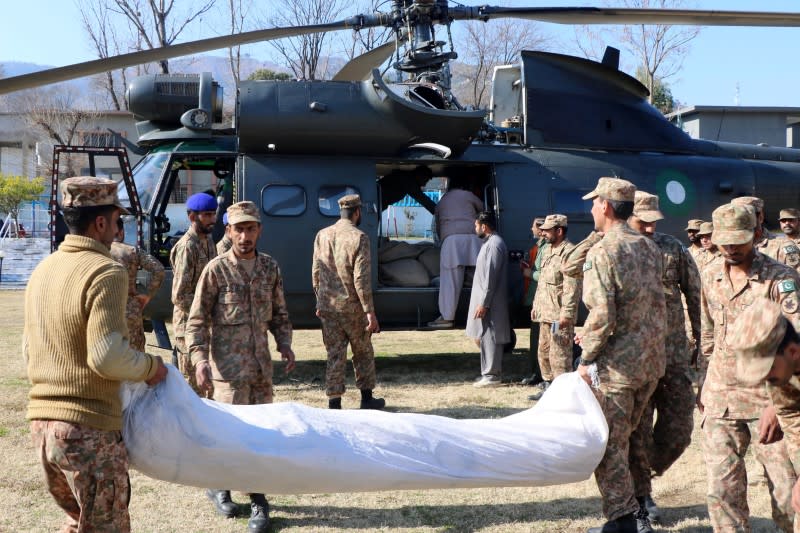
[587,513,637,533]
[634,504,654,533]
[641,494,660,524]
[205,489,237,518]
[328,397,342,409]
[527,380,551,401]
[360,389,386,410]
[248,493,270,533]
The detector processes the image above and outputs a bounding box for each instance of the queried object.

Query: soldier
[170,192,217,392]
[576,177,666,533]
[24,177,167,532]
[467,210,510,388]
[686,218,705,262]
[529,214,575,401]
[520,216,547,386]
[695,221,722,272]
[216,211,233,255]
[698,202,800,532]
[732,196,800,271]
[313,194,385,409]
[110,217,165,351]
[187,201,296,533]
[627,191,701,525]
[781,208,800,243]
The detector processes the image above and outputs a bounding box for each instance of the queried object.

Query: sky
[1,0,799,108]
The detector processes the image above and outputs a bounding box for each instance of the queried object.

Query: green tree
[247,69,292,81]
[0,174,46,235]
[635,66,675,114]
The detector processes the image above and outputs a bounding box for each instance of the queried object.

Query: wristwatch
[578,357,594,366]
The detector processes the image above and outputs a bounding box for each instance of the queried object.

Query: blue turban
[187,192,218,212]
[222,212,228,225]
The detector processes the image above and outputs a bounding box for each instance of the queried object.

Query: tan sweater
[24,235,158,430]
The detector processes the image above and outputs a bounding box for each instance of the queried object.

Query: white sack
[122,369,607,494]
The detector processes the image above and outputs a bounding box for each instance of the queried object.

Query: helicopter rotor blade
[332,40,398,82]
[449,6,800,27]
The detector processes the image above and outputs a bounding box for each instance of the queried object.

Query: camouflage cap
[632,191,664,223]
[685,219,705,231]
[582,177,636,202]
[227,201,260,225]
[711,203,756,246]
[338,194,362,209]
[60,176,129,214]
[697,222,714,236]
[539,214,568,230]
[730,298,787,386]
[732,196,764,212]
[780,208,800,220]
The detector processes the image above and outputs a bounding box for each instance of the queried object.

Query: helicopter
[5,2,800,337]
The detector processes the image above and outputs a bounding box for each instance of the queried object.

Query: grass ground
[0,290,784,532]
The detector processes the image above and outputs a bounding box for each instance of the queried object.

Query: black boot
[527,381,551,401]
[641,494,660,524]
[328,397,342,409]
[634,502,654,533]
[205,489,237,518]
[587,513,637,533]
[248,493,270,533]
[360,389,385,410]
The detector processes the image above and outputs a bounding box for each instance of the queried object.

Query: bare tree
[455,19,549,109]
[225,0,253,86]
[336,0,392,62]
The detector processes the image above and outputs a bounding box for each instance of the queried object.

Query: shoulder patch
[784,244,800,254]
[779,280,797,294]
[583,260,592,272]
[783,294,799,314]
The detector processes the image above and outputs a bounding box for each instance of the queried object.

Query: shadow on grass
[663,503,777,532]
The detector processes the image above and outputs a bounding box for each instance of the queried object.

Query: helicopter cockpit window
[124,152,169,211]
[552,190,593,217]
[262,185,307,217]
[318,186,359,217]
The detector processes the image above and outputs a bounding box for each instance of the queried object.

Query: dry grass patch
[0,290,786,532]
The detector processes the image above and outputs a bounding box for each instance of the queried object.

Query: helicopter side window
[262,185,307,216]
[551,190,593,217]
[123,152,169,212]
[318,186,359,217]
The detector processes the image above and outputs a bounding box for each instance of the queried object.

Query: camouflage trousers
[125,298,145,352]
[320,311,376,398]
[30,420,131,533]
[702,416,798,533]
[593,378,658,521]
[537,321,574,382]
[174,337,201,396]
[213,374,273,405]
[630,365,695,497]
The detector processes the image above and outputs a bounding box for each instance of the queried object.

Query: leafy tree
[635,66,675,114]
[247,69,292,81]
[0,174,46,234]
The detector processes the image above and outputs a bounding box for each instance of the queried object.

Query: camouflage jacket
[581,222,666,387]
[186,250,292,383]
[560,231,603,323]
[216,235,233,255]
[700,252,800,419]
[110,242,165,299]
[532,239,575,323]
[756,231,800,271]
[688,244,704,263]
[653,232,701,366]
[169,227,216,338]
[768,377,800,471]
[312,219,374,315]
[695,248,723,272]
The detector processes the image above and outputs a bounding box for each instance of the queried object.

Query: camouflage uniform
[313,209,377,399]
[170,227,216,390]
[686,219,705,264]
[216,234,233,255]
[560,231,603,329]
[580,178,666,522]
[30,420,131,533]
[757,231,800,272]
[700,203,800,533]
[110,242,165,351]
[696,248,723,272]
[532,215,575,381]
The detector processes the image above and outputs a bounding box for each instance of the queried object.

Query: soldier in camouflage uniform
[627,191,701,525]
[529,214,575,400]
[170,192,217,392]
[313,194,385,410]
[110,217,165,351]
[695,222,722,272]
[699,202,800,532]
[781,208,800,244]
[187,201,296,533]
[733,196,800,271]
[217,211,233,255]
[577,177,666,533]
[686,219,706,263]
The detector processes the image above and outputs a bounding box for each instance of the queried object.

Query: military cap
[697,222,714,236]
[186,192,218,212]
[338,194,362,209]
[711,203,756,246]
[60,176,129,214]
[632,191,664,223]
[779,208,800,220]
[685,219,704,231]
[732,196,764,212]
[539,214,568,230]
[582,177,636,202]
[227,201,260,225]
[730,298,787,386]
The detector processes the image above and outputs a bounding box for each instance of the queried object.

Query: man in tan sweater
[24,176,167,532]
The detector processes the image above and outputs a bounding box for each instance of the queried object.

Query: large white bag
[122,368,607,494]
